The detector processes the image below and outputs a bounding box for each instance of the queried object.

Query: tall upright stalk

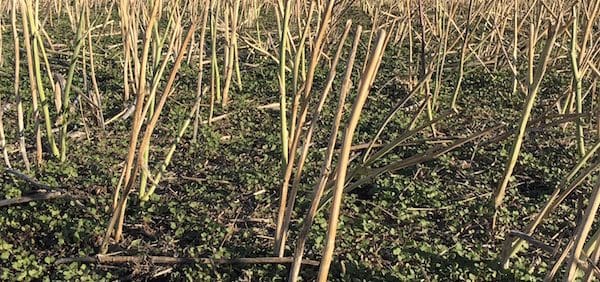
[193,0,210,142]
[137,22,197,201]
[0,15,3,68]
[24,0,60,159]
[59,3,87,162]
[570,6,586,158]
[277,0,292,172]
[112,0,165,243]
[209,0,220,123]
[416,0,435,134]
[276,20,353,257]
[11,0,30,170]
[289,24,362,282]
[0,99,10,168]
[221,0,239,107]
[317,30,387,282]
[450,0,473,109]
[138,3,180,200]
[85,1,104,128]
[289,1,315,141]
[274,0,336,256]
[101,0,163,253]
[19,0,43,165]
[511,0,519,97]
[119,0,131,102]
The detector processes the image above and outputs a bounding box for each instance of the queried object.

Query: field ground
[0,1,598,281]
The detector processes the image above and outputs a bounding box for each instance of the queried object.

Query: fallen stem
[54,255,320,266]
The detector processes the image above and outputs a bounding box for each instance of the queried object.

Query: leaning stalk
[493,22,558,213]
